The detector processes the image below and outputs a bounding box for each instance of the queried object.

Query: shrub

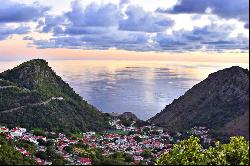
[155,136,249,165]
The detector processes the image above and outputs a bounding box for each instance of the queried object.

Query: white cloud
[3,0,249,52]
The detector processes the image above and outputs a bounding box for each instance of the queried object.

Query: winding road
[0,97,64,114]
[0,86,18,89]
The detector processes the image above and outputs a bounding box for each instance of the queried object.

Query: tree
[155,136,249,165]
[134,136,142,143]
[156,136,205,165]
[141,149,152,159]
[35,151,49,160]
[123,153,134,163]
[63,146,72,154]
[0,135,35,165]
[52,156,68,165]
[32,128,46,136]
[204,136,249,165]
[120,118,133,127]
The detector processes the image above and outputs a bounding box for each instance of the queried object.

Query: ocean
[0,60,248,120]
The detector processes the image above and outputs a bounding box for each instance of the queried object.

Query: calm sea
[0,60,248,120]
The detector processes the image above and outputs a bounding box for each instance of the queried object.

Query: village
[0,118,215,165]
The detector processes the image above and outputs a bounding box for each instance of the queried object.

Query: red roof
[24,152,30,156]
[91,143,96,147]
[18,149,30,156]
[35,158,45,165]
[79,158,92,163]
[136,149,144,153]
[12,128,18,132]
[82,139,89,144]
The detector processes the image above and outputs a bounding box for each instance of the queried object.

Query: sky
[0,0,249,62]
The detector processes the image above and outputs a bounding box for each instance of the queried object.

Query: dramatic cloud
[3,0,246,52]
[0,24,30,40]
[66,1,121,27]
[0,1,48,40]
[156,24,249,51]
[39,0,173,35]
[40,15,65,33]
[33,31,152,51]
[34,0,174,51]
[119,5,174,32]
[0,1,49,23]
[159,0,249,28]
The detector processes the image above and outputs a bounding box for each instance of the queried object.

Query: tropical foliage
[155,136,249,165]
[0,134,35,165]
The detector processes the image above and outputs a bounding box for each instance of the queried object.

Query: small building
[0,127,9,133]
[134,155,144,162]
[77,157,92,165]
[10,128,26,137]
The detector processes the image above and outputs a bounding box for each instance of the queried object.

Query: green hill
[0,59,110,132]
[149,66,249,139]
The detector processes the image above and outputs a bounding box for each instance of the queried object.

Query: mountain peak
[150,66,249,139]
[0,59,109,132]
[24,58,48,64]
[0,59,81,101]
[0,59,58,91]
[208,66,249,78]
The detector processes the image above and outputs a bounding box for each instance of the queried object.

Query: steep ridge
[150,66,249,139]
[0,59,110,132]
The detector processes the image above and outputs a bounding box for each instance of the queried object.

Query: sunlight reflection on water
[0,60,248,120]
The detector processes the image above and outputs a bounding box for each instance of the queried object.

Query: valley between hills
[0,59,249,165]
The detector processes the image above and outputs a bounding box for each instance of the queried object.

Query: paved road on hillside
[0,97,64,113]
[0,86,18,89]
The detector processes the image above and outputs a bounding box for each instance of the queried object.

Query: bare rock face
[149,66,249,139]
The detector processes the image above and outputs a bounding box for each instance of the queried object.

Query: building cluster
[0,121,215,165]
[189,126,215,144]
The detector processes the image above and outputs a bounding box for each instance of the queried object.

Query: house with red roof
[77,157,92,165]
[134,155,144,162]
[35,158,45,165]
[0,127,9,133]
[17,148,30,157]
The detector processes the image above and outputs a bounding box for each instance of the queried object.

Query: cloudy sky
[0,0,249,62]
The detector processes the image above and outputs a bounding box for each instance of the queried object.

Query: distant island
[0,59,249,165]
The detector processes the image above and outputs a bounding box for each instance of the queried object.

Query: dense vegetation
[63,142,135,165]
[0,134,35,165]
[0,87,43,111]
[156,136,249,165]
[150,66,249,139]
[0,59,110,132]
